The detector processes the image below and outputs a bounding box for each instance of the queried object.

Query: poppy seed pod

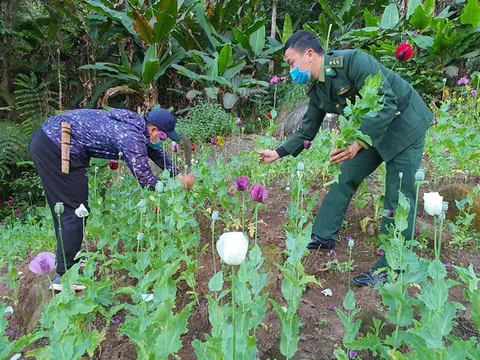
[415,169,425,182]
[211,210,219,221]
[54,202,64,214]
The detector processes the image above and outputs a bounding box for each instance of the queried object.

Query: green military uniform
[279,49,433,269]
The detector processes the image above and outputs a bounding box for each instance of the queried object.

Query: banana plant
[81,0,191,109]
[173,43,271,109]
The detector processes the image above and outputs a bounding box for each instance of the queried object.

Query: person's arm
[119,135,158,189]
[147,146,179,176]
[277,99,326,158]
[347,50,398,148]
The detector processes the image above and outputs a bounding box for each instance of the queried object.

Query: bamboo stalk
[61,121,71,174]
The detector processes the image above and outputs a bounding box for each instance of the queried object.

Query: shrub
[177,102,235,143]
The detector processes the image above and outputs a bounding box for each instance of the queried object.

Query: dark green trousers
[313,135,425,269]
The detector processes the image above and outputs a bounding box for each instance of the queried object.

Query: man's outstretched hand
[330,141,363,164]
[177,172,195,190]
[258,150,280,164]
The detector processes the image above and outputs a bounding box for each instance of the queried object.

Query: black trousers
[29,129,89,275]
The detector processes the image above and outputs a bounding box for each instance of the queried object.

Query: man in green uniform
[259,30,432,286]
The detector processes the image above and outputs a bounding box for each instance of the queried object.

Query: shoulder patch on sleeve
[328,56,343,68]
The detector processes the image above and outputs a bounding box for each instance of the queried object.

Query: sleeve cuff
[275,146,289,158]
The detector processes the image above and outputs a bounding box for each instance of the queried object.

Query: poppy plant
[250,184,268,203]
[395,43,413,61]
[109,160,119,170]
[234,177,249,191]
[29,252,55,275]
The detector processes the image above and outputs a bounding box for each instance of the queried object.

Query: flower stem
[255,204,259,246]
[410,181,421,248]
[242,192,245,234]
[273,84,277,110]
[83,217,87,253]
[438,214,444,260]
[231,266,236,360]
[211,220,217,299]
[57,213,67,274]
[434,216,438,260]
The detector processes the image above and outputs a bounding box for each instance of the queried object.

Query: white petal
[217,232,248,266]
[4,306,13,314]
[321,288,333,296]
[141,294,153,302]
[10,354,21,360]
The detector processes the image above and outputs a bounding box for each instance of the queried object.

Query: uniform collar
[318,55,325,83]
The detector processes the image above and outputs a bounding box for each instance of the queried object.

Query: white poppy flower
[424,192,443,216]
[216,232,249,266]
[74,203,89,218]
[321,288,333,296]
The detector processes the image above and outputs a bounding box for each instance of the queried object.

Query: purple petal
[111,315,123,325]
[329,249,336,258]
[29,252,55,275]
[327,305,335,311]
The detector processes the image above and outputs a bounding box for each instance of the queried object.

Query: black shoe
[353,269,388,286]
[307,234,336,250]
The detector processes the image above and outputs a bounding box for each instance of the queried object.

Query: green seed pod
[54,202,64,215]
[415,169,425,182]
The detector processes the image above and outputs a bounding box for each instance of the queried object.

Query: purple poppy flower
[236,117,242,126]
[349,350,358,359]
[346,236,352,242]
[269,75,281,85]
[472,90,477,97]
[111,315,123,325]
[29,252,55,275]
[457,77,469,86]
[170,143,179,152]
[14,209,20,216]
[235,177,249,191]
[387,209,394,217]
[7,200,14,206]
[444,263,452,269]
[304,140,312,149]
[250,184,268,203]
[377,249,384,256]
[0,222,5,226]
[158,131,168,141]
[210,137,217,145]
[329,249,336,258]
[327,305,335,311]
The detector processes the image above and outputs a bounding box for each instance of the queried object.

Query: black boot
[307,234,336,250]
[352,269,387,286]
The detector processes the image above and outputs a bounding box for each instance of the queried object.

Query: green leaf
[460,0,480,28]
[223,60,246,80]
[423,0,435,15]
[317,0,342,25]
[208,270,224,292]
[412,35,434,49]
[407,0,422,19]
[380,3,399,30]
[470,289,480,330]
[223,93,238,109]
[343,289,356,310]
[205,87,219,99]
[409,6,431,30]
[84,0,135,36]
[364,9,379,27]
[233,28,251,51]
[333,348,349,360]
[153,303,193,357]
[153,0,178,44]
[142,45,160,84]
[282,13,293,44]
[218,44,233,75]
[249,25,266,57]
[132,8,155,45]
[207,53,219,77]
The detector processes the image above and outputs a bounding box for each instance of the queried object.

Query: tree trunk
[268,0,278,74]
[1,1,12,91]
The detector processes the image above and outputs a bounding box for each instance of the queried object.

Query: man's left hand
[330,141,363,164]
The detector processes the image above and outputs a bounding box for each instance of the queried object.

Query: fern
[13,73,58,135]
[0,122,28,179]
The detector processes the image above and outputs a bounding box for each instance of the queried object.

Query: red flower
[154,206,159,214]
[7,199,14,206]
[191,145,196,151]
[395,43,413,62]
[109,160,119,170]
[14,209,21,216]
[266,113,272,119]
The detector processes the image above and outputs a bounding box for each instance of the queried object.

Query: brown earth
[1,138,479,360]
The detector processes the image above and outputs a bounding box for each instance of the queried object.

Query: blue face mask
[149,140,163,150]
[290,53,312,84]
